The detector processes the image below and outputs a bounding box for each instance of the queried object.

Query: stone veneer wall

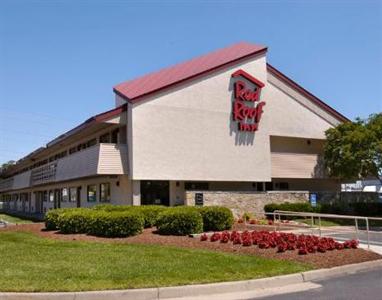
[185,191,309,217]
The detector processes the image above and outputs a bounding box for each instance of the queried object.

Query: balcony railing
[0,143,128,192]
[31,163,57,186]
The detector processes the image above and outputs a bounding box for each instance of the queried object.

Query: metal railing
[264,210,382,250]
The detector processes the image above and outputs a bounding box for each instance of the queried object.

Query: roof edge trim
[114,47,268,104]
[266,63,349,123]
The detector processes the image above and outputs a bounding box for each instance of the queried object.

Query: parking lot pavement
[256,268,382,300]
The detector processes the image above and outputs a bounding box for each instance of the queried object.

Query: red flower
[200,233,208,241]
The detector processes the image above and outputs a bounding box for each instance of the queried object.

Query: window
[87,185,97,202]
[111,129,119,144]
[62,188,69,202]
[278,182,289,191]
[69,147,77,155]
[265,182,273,191]
[99,133,110,143]
[185,182,209,191]
[69,187,77,202]
[100,183,111,202]
[49,190,54,202]
[86,139,97,148]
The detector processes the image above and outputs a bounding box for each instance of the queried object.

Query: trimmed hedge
[156,206,203,235]
[93,204,168,228]
[199,206,234,231]
[45,208,66,230]
[87,210,144,237]
[56,208,93,234]
[264,202,319,214]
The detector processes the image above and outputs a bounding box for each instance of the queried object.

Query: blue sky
[0,0,381,164]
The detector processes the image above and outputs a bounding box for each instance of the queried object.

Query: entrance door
[54,189,61,209]
[141,181,170,206]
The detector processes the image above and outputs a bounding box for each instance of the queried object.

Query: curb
[1,259,381,300]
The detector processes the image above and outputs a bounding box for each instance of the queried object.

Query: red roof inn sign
[231,70,265,132]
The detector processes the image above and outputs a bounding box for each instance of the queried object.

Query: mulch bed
[2,223,381,269]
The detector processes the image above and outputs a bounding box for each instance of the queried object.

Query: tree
[324,113,382,184]
[0,160,15,177]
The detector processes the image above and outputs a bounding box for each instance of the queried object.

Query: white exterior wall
[130,55,271,182]
[127,54,337,182]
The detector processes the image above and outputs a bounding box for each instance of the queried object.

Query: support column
[169,181,185,206]
[132,180,141,206]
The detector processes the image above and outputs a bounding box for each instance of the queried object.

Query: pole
[366,218,370,250]
[318,216,322,237]
[355,218,358,241]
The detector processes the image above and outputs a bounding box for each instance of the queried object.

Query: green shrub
[45,208,66,230]
[199,206,234,231]
[134,205,168,228]
[87,210,144,237]
[93,204,167,228]
[156,206,203,235]
[56,208,93,234]
[264,202,319,213]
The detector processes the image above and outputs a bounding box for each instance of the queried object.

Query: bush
[45,208,66,230]
[134,205,168,228]
[56,208,93,234]
[264,202,319,214]
[156,206,203,235]
[87,210,144,237]
[199,206,234,231]
[93,204,167,228]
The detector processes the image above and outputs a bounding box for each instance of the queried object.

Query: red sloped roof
[113,42,267,102]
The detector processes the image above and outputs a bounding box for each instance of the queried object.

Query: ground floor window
[69,187,77,202]
[99,183,111,202]
[141,180,169,206]
[49,190,54,202]
[185,182,209,191]
[87,185,97,202]
[62,188,69,202]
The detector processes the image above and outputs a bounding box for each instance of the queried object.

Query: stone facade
[185,191,309,217]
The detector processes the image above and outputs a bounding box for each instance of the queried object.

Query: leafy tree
[324,113,382,184]
[0,160,15,177]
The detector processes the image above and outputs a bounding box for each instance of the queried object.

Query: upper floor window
[99,133,110,143]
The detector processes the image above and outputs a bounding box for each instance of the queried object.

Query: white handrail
[265,210,382,250]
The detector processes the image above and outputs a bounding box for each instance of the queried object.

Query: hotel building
[0,42,348,216]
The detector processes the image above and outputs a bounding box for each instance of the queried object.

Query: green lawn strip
[0,231,311,292]
[0,213,34,224]
[293,218,341,227]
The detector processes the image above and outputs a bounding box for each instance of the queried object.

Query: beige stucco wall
[129,55,271,182]
[126,53,337,182]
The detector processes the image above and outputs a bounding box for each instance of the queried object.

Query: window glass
[86,139,97,148]
[49,191,54,202]
[62,188,69,202]
[43,191,48,202]
[69,187,77,202]
[185,182,209,191]
[87,185,97,202]
[111,129,119,144]
[100,183,111,202]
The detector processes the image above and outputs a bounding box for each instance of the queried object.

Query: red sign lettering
[231,70,265,132]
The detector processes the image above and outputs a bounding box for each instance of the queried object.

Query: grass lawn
[0,231,311,292]
[293,218,342,227]
[0,213,35,224]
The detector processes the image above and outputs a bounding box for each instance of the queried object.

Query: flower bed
[200,230,358,255]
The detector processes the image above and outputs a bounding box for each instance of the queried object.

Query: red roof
[114,42,267,102]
